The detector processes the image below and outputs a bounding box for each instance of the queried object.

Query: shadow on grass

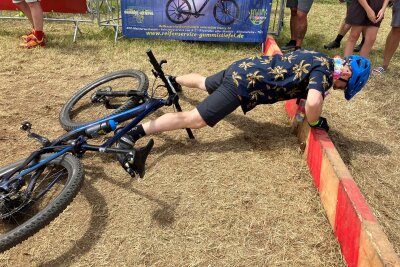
[84,155,178,228]
[39,179,108,267]
[39,160,178,266]
[329,130,391,166]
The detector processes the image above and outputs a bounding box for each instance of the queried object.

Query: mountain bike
[166,0,239,25]
[0,49,194,252]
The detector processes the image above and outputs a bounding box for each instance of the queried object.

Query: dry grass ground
[0,1,398,266]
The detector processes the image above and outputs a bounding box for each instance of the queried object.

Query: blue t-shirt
[227,49,334,113]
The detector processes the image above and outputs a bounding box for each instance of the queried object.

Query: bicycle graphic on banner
[165,0,240,25]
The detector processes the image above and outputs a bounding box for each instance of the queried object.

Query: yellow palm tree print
[260,57,272,65]
[232,71,242,87]
[308,76,317,85]
[314,56,330,68]
[302,49,319,54]
[282,54,296,63]
[292,60,311,80]
[268,66,287,80]
[286,88,302,98]
[249,90,265,101]
[239,61,255,71]
[322,75,330,90]
[246,71,264,88]
[248,56,262,60]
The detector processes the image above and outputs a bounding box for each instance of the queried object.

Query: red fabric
[0,0,87,14]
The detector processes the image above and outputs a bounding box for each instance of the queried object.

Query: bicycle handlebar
[146,49,195,139]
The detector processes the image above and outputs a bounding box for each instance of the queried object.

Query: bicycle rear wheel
[213,0,239,25]
[59,69,149,131]
[166,0,191,24]
[0,154,84,252]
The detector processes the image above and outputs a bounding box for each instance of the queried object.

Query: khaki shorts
[392,0,400,27]
[12,0,40,4]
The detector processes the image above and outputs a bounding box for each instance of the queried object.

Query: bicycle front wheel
[213,0,239,25]
[59,69,149,131]
[0,154,84,252]
[166,0,191,24]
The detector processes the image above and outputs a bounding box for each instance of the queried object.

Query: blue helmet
[344,55,371,100]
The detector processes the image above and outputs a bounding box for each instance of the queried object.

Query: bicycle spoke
[166,0,191,24]
[69,76,141,125]
[0,166,68,235]
[214,0,238,25]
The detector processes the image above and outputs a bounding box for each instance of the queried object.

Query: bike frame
[181,0,210,16]
[0,49,194,195]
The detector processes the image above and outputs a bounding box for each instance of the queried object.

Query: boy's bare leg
[176,73,207,91]
[142,108,207,135]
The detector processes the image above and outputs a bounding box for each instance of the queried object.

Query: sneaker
[132,139,154,178]
[116,135,154,178]
[372,66,385,76]
[166,75,182,93]
[324,40,340,50]
[353,42,363,52]
[21,31,34,42]
[281,41,296,51]
[19,35,45,49]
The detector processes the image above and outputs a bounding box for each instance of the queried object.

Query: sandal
[372,66,385,76]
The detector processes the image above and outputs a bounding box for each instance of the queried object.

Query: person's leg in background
[373,1,400,74]
[381,27,400,69]
[14,0,45,48]
[13,0,34,25]
[281,0,314,50]
[281,1,298,51]
[294,0,314,49]
[344,25,363,56]
[324,17,352,49]
[358,26,379,57]
[354,28,366,52]
[294,9,309,49]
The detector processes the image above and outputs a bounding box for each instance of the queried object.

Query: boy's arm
[305,88,323,124]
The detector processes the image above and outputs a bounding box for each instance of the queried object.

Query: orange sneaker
[21,31,34,42]
[19,35,45,49]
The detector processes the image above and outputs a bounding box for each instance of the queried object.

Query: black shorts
[346,0,384,27]
[196,70,241,127]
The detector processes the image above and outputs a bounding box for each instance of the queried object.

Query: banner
[121,0,272,43]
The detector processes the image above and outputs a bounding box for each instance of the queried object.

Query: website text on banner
[121,0,272,43]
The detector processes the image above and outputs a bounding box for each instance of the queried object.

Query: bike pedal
[20,121,32,132]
